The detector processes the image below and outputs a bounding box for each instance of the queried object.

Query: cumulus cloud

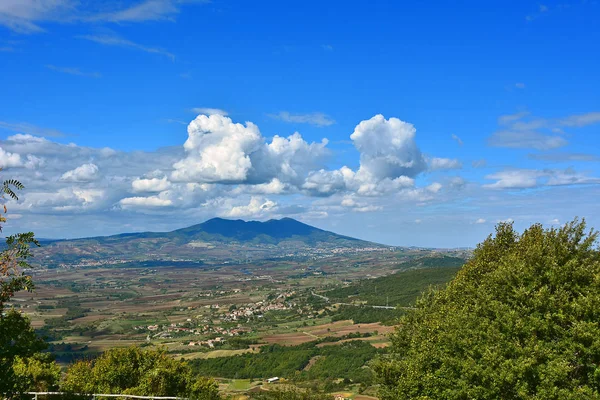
[223,196,278,218]
[0,147,23,168]
[340,195,382,213]
[132,176,171,193]
[171,114,330,185]
[351,115,427,180]
[0,113,465,237]
[60,163,99,182]
[300,115,453,198]
[171,114,263,183]
[475,218,486,224]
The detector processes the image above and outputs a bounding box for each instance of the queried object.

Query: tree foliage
[0,174,56,394]
[62,346,220,399]
[375,219,600,399]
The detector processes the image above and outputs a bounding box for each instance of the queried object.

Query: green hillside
[326,262,464,307]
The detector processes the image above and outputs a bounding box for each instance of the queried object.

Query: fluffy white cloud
[171,114,263,183]
[256,133,329,185]
[171,114,330,186]
[351,114,427,180]
[0,147,23,168]
[60,163,99,182]
[340,195,382,212]
[0,113,467,237]
[132,176,171,193]
[119,196,173,208]
[475,218,486,224]
[224,196,278,218]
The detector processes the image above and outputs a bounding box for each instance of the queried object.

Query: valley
[8,218,468,397]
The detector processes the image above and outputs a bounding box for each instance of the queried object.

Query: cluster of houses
[188,337,225,348]
[220,293,296,322]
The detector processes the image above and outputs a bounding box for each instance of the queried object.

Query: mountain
[33,218,383,267]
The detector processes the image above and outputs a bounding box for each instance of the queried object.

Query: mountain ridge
[34,218,382,266]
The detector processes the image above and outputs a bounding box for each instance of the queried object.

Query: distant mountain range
[34,218,384,267]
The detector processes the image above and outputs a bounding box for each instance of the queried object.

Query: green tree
[0,175,59,395]
[375,219,600,399]
[62,346,220,399]
[11,353,61,392]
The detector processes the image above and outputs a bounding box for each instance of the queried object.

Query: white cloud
[269,111,335,127]
[171,114,263,183]
[132,176,171,193]
[475,218,486,224]
[244,178,288,195]
[171,114,330,186]
[224,196,278,218]
[0,147,23,168]
[339,195,382,213]
[191,107,228,116]
[427,182,442,193]
[60,163,99,182]
[351,114,427,180]
[120,196,173,208]
[0,113,473,238]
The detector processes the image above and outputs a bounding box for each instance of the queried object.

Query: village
[131,290,299,347]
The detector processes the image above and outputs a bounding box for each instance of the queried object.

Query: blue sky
[1,0,599,247]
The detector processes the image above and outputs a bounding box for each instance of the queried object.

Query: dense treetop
[376,219,600,399]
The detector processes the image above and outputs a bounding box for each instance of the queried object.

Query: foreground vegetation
[375,219,600,399]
